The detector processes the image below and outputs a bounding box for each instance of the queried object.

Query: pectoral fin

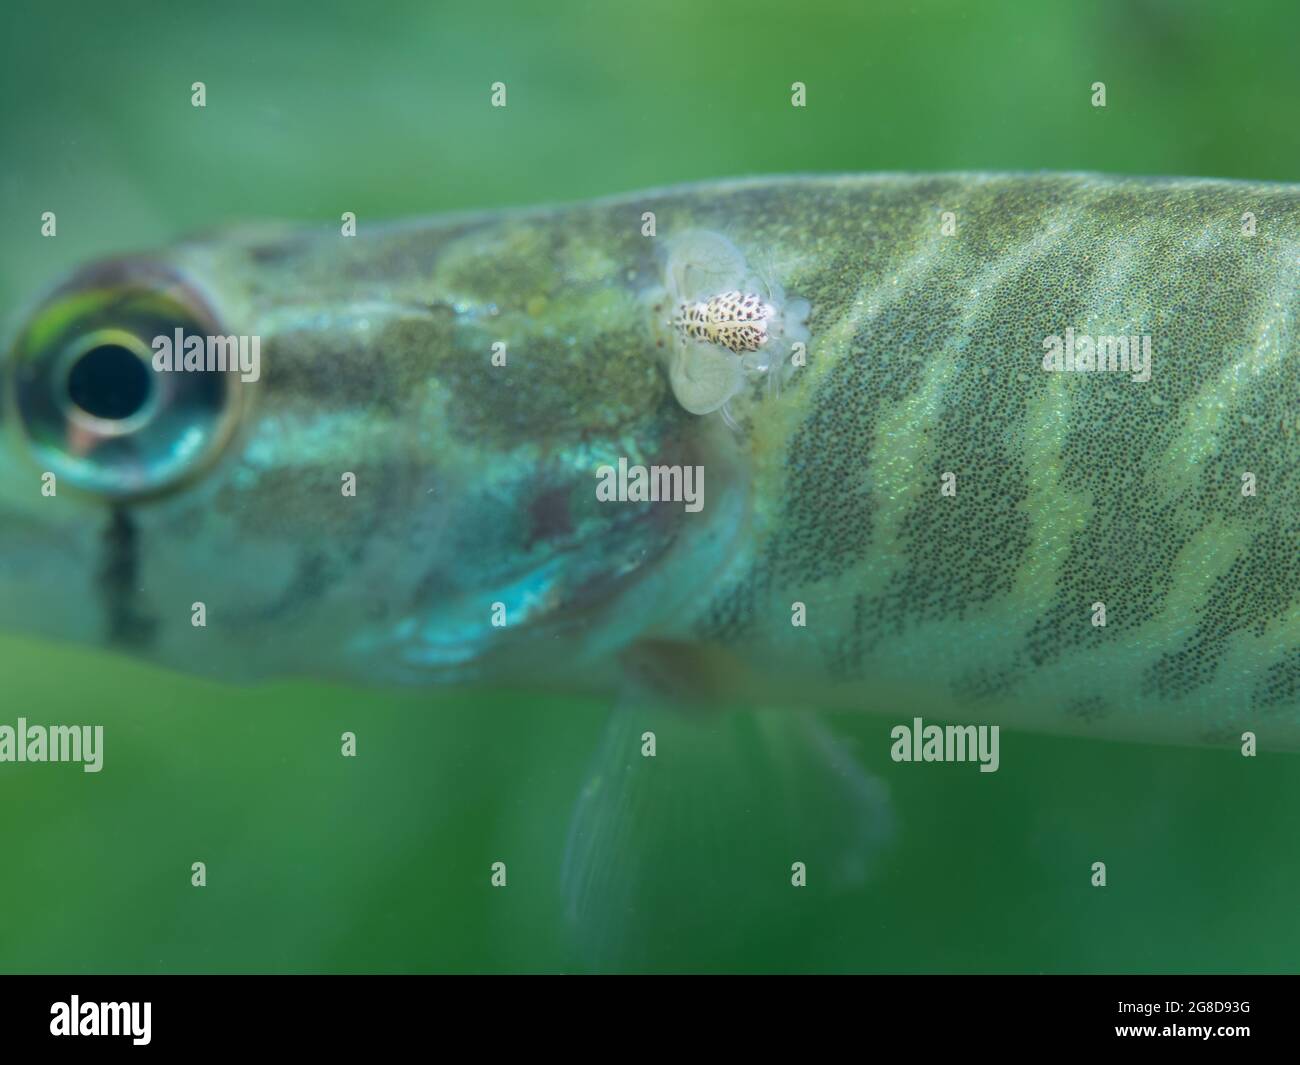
[560,684,896,970]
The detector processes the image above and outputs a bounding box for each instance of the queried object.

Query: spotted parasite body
[652,230,811,423]
[674,290,776,355]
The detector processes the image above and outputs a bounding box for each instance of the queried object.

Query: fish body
[2,172,1298,747]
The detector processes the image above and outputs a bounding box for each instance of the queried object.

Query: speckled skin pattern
[2,173,1296,746]
[665,174,1300,746]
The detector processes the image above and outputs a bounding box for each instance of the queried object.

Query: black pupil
[67,343,152,421]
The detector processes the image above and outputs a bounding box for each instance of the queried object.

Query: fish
[2,172,1297,958]
[4,171,1296,737]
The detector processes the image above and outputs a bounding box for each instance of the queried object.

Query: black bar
[0,975,1289,1051]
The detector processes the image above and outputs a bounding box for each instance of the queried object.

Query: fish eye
[60,330,157,431]
[5,277,243,501]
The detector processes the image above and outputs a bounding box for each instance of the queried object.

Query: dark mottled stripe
[99,507,157,648]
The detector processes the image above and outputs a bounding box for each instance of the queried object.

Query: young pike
[1,173,1298,752]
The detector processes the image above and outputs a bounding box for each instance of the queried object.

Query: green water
[1,0,1297,972]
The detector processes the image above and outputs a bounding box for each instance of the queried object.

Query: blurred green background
[1,0,1298,972]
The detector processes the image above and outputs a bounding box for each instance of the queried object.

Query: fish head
[0,213,749,687]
